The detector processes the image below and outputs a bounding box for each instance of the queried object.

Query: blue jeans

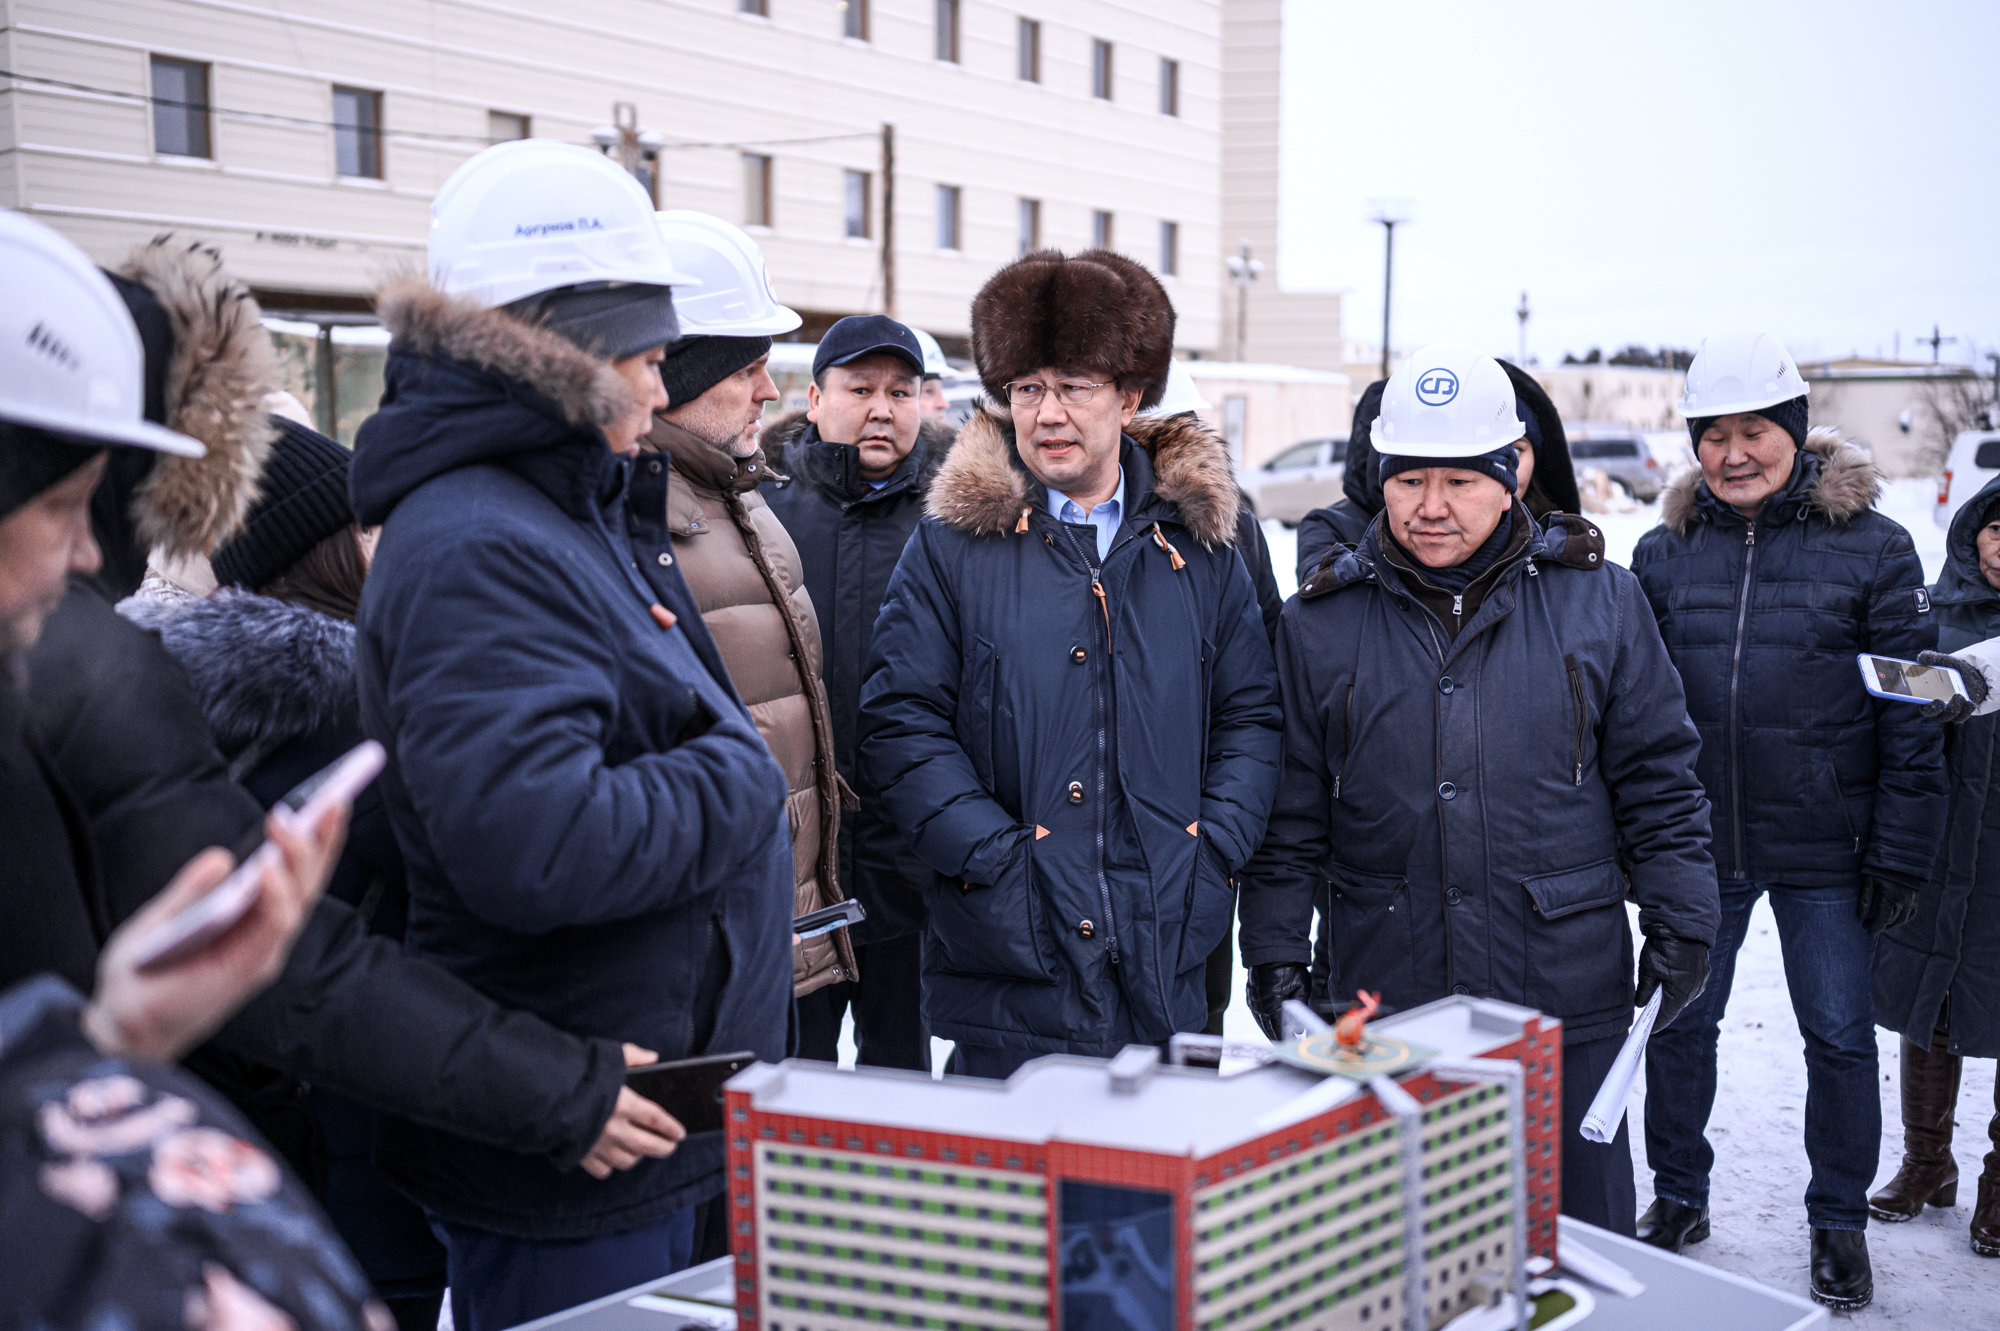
[1643,881,1880,1230]
[430,1206,697,1331]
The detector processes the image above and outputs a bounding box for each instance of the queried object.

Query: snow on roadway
[1261,481,1992,1321]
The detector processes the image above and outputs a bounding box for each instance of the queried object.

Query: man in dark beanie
[1241,341,1719,1238]
[859,249,1281,1079]
[1630,330,1946,1309]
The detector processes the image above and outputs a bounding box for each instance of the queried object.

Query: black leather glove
[1247,962,1310,1041]
[1857,874,1919,935]
[1634,930,1710,1032]
[1916,650,1988,723]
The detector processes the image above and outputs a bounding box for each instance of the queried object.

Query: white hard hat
[1679,329,1808,420]
[429,141,698,308]
[0,212,203,456]
[1371,342,1523,459]
[653,210,800,337]
[1144,359,1212,416]
[909,326,950,379]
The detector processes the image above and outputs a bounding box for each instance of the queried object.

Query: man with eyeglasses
[859,250,1281,1078]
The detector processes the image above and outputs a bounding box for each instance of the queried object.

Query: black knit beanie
[504,283,680,362]
[211,416,353,590]
[0,422,103,522]
[657,335,773,407]
[1689,394,1809,450]
[1378,443,1520,494]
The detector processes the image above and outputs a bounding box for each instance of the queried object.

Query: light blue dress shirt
[1048,468,1126,563]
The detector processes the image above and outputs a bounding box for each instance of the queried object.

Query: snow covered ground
[839,482,1988,1320]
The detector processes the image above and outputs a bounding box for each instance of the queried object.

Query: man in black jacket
[765,315,943,1071]
[1242,343,1719,1236]
[1629,331,1947,1308]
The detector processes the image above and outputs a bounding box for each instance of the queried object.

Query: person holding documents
[1239,343,1720,1237]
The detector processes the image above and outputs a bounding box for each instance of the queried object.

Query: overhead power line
[0,69,874,152]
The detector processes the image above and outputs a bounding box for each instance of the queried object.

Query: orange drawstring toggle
[649,604,677,630]
[1151,523,1186,571]
[1015,505,1033,535]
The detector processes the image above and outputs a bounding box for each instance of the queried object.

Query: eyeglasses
[1003,378,1113,408]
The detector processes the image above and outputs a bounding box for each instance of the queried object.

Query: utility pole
[1224,239,1262,361]
[1367,201,1410,381]
[590,103,663,205]
[1917,322,1957,363]
[880,122,896,318]
[1515,291,1531,365]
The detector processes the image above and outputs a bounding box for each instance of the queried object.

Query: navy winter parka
[1630,430,1946,889]
[859,410,1282,1056]
[763,412,950,944]
[1874,475,2000,1057]
[349,282,793,1240]
[1241,509,1721,1046]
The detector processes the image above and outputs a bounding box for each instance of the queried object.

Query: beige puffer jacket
[648,417,856,996]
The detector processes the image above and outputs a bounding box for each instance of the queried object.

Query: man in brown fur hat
[858,250,1281,1078]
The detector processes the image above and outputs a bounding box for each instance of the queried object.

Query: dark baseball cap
[812,315,925,380]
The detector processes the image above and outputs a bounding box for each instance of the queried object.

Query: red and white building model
[724,996,1562,1331]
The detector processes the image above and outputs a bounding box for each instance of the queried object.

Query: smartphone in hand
[793,899,866,939]
[624,1051,757,1134]
[124,741,385,972]
[1857,653,1969,705]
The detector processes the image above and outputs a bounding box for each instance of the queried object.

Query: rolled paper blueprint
[1578,987,1664,1144]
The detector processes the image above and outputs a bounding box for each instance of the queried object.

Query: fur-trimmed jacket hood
[126,591,356,780]
[759,408,954,500]
[350,279,644,526]
[1660,427,1879,535]
[926,407,1240,547]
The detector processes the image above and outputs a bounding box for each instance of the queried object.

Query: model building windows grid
[743,153,773,228]
[1092,209,1113,251]
[331,86,382,179]
[1160,221,1179,276]
[842,0,869,40]
[1018,17,1041,82]
[844,169,872,239]
[150,55,211,159]
[936,0,961,63]
[487,110,528,143]
[1092,39,1114,100]
[936,184,962,251]
[1018,197,1041,256]
[1160,57,1180,116]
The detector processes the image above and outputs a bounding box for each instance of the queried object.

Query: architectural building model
[724,996,1562,1331]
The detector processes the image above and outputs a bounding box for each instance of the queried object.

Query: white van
[1934,428,2000,529]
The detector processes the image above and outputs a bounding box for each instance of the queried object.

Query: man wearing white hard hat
[910,325,954,426]
[1241,342,1720,1235]
[635,211,859,1008]
[1629,331,1946,1307]
[347,144,794,1325]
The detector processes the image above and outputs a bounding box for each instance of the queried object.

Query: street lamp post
[1367,200,1411,380]
[1224,239,1263,362]
[1515,291,1531,365]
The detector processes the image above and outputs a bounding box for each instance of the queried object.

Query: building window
[936,184,961,251]
[739,0,768,15]
[1160,58,1180,116]
[743,153,773,227]
[1017,198,1041,256]
[1018,18,1040,82]
[842,0,868,40]
[936,0,960,63]
[844,170,872,239]
[332,86,383,179]
[1159,221,1178,276]
[1092,209,1113,251]
[487,110,529,143]
[1092,39,1113,100]
[150,56,211,159]
[1059,1181,1175,1331]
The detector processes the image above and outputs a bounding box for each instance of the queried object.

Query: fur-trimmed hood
[349,280,644,526]
[1660,427,1879,534]
[759,408,953,499]
[124,591,355,772]
[925,408,1239,547]
[85,238,282,602]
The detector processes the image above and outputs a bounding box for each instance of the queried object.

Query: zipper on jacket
[1057,522,1121,967]
[1333,677,1356,800]
[1725,521,1757,879]
[1564,654,1586,786]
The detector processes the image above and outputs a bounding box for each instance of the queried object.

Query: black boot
[1975,1076,1999,1258]
[1635,1197,1710,1252]
[1809,1229,1873,1310]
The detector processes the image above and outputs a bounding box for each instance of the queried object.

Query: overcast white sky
[1276,0,2000,369]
